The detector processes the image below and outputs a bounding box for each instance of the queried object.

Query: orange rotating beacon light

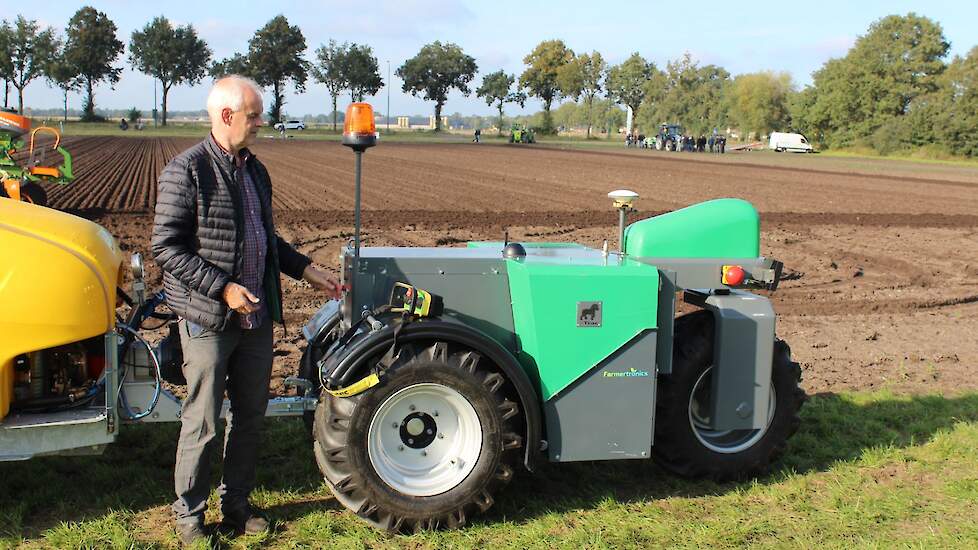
[342,103,378,312]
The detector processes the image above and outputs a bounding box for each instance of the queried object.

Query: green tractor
[508,124,535,144]
[301,133,805,531]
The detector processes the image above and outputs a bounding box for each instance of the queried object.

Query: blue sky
[3,1,974,118]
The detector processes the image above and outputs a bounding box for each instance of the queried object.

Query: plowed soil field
[39,136,978,397]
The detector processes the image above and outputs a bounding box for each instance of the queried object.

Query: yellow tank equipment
[0,200,123,419]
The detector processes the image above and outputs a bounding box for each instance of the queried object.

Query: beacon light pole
[342,103,378,312]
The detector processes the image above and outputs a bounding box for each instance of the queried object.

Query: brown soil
[40,137,978,397]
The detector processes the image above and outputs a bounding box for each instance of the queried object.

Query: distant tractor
[508,124,536,144]
[656,123,683,151]
[0,111,74,206]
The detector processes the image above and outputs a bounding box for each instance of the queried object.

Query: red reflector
[722,265,746,286]
[87,353,106,379]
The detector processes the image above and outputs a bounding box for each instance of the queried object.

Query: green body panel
[467,241,586,249]
[506,258,659,400]
[623,198,760,258]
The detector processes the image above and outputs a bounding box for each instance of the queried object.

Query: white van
[769,132,813,153]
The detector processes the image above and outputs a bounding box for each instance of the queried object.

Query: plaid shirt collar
[210,133,253,168]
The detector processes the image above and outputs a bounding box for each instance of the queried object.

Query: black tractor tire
[653,310,805,481]
[313,340,523,531]
[18,182,48,206]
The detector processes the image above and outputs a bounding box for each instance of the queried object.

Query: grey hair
[206,75,262,116]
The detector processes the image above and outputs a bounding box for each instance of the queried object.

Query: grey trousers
[172,317,273,523]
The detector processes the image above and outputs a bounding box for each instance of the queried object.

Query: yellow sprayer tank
[0,200,123,419]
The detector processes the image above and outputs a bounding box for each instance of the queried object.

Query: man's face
[223,89,264,150]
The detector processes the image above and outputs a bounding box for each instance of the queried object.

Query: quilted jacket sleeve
[151,155,231,299]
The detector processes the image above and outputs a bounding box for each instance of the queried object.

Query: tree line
[1,9,975,156]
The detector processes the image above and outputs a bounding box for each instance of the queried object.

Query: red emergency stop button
[722,265,746,286]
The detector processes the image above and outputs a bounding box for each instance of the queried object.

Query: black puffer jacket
[151,137,311,331]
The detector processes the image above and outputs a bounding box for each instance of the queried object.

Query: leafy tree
[795,13,949,147]
[637,53,729,136]
[127,107,142,122]
[312,41,382,130]
[520,40,573,133]
[210,53,251,78]
[932,46,978,157]
[0,22,11,108]
[5,16,57,114]
[725,71,794,139]
[248,15,309,122]
[476,70,525,134]
[45,43,81,121]
[64,6,124,122]
[344,43,383,102]
[129,16,211,126]
[397,41,477,132]
[312,40,347,131]
[605,52,655,132]
[557,51,605,138]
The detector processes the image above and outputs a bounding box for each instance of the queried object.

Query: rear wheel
[313,341,523,531]
[653,311,805,480]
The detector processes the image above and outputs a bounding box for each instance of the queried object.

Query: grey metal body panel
[633,257,779,290]
[685,290,775,431]
[656,272,677,374]
[352,256,518,351]
[545,331,657,462]
[0,408,115,461]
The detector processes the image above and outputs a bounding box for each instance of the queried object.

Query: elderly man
[152,75,339,545]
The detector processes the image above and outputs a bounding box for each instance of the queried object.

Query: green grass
[820,147,978,168]
[2,390,977,548]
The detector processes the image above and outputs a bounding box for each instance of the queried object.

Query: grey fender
[325,318,542,472]
[685,289,775,431]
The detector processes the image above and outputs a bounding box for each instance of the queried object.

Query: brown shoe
[221,506,270,535]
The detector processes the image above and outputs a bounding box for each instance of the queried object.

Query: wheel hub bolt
[438,433,444,439]
[433,411,439,417]
[398,445,404,451]
[409,404,416,411]
[421,451,427,456]
[392,422,399,429]
[408,438,414,444]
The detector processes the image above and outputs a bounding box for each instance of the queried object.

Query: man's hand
[223,282,261,314]
[303,265,342,300]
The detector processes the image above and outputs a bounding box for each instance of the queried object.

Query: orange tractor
[0,111,74,206]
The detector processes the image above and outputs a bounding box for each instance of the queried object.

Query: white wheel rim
[367,383,483,496]
[688,367,776,454]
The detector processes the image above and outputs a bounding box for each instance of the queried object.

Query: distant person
[473,128,481,143]
[119,118,128,131]
[719,136,726,154]
[708,135,715,153]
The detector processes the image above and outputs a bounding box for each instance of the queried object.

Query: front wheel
[313,341,523,531]
[653,311,805,480]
